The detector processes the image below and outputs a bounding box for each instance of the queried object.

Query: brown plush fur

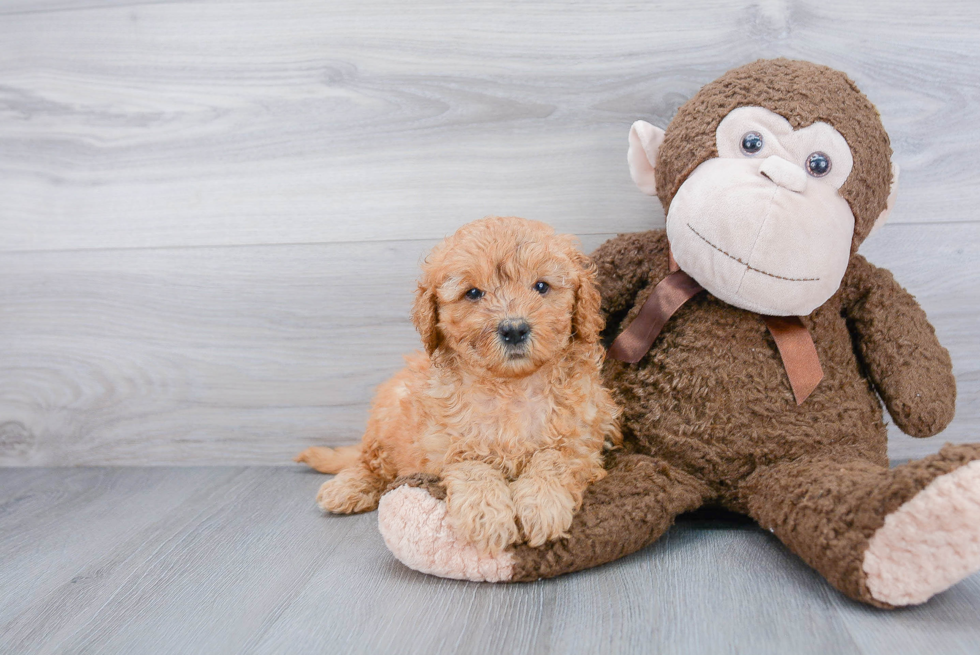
[297,216,621,554]
[386,60,975,607]
[510,229,964,597]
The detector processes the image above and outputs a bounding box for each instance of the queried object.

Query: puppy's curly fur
[296,216,621,553]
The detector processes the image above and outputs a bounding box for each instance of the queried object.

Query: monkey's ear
[628,120,666,196]
[410,281,441,355]
[868,163,900,238]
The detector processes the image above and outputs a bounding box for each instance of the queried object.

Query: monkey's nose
[759,156,808,193]
[498,320,531,346]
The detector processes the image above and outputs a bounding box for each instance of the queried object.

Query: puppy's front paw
[512,474,576,547]
[445,483,519,555]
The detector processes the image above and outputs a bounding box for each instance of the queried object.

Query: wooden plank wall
[0,0,977,465]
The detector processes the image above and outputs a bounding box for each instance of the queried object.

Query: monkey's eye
[464,288,485,301]
[740,132,764,156]
[533,281,550,295]
[805,152,832,177]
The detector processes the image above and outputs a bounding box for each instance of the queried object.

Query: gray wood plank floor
[2,467,979,655]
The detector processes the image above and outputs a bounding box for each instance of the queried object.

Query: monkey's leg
[377,454,712,582]
[738,443,980,608]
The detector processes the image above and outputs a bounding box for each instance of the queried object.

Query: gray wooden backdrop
[0,0,977,465]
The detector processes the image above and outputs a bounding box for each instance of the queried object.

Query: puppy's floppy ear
[570,250,603,344]
[411,277,441,355]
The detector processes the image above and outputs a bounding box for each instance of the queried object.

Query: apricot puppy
[296,216,621,554]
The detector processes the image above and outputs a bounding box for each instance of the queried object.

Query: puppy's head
[412,216,602,378]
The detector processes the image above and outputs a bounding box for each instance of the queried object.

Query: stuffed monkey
[376,59,980,608]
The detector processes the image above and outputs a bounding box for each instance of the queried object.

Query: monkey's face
[665,107,856,316]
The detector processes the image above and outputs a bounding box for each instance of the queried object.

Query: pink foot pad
[377,485,515,582]
[864,460,980,606]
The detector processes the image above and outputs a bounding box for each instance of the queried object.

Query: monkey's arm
[591,229,669,341]
[841,255,956,438]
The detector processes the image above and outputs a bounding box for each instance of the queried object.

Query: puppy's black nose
[498,320,531,346]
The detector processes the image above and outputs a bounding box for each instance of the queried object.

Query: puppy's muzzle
[498,319,531,351]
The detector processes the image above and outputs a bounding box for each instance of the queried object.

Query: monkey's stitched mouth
[686,224,819,282]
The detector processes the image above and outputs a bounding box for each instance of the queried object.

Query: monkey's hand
[842,255,956,438]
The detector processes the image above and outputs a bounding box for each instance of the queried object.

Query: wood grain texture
[0,0,977,465]
[0,0,979,252]
[1,467,979,654]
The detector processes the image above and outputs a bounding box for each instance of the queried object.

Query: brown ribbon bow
[607,254,824,405]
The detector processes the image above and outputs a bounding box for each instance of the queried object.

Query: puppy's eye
[533,281,550,295]
[464,288,485,301]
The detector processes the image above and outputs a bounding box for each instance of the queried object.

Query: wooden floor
[2,467,979,655]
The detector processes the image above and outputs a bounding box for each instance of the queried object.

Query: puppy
[296,216,621,554]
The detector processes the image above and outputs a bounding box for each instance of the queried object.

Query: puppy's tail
[294,445,362,474]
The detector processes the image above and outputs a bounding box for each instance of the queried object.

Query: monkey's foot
[378,482,515,582]
[864,460,980,606]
